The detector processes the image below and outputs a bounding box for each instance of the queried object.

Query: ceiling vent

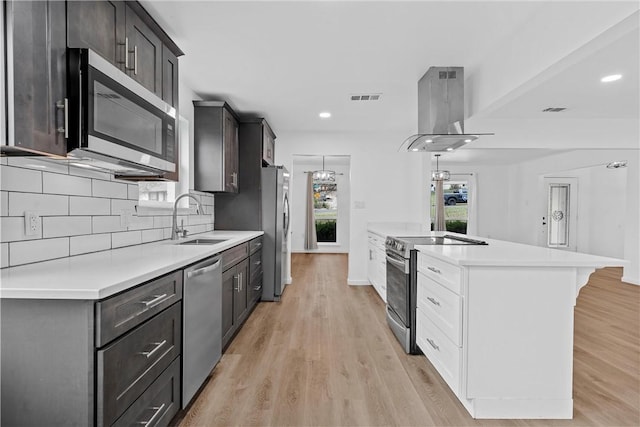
[350,93,381,101]
[542,107,567,112]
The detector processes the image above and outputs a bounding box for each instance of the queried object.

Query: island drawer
[416,307,461,397]
[417,253,462,294]
[96,270,183,347]
[417,271,462,346]
[97,303,182,427]
[113,357,181,427]
[249,236,263,254]
[250,250,263,283]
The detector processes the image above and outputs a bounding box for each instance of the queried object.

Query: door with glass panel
[543,177,578,251]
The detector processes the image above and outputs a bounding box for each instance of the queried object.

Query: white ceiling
[142,1,640,164]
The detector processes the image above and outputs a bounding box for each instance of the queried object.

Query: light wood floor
[176,254,640,426]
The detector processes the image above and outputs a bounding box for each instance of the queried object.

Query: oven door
[386,250,410,327]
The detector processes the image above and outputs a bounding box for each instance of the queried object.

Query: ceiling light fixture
[446,147,454,152]
[431,154,450,181]
[319,112,331,119]
[312,156,337,182]
[601,74,622,83]
[606,160,627,169]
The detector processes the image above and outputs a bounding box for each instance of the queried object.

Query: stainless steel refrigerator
[260,165,290,301]
[214,163,290,302]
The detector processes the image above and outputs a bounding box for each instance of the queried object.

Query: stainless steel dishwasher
[182,255,222,408]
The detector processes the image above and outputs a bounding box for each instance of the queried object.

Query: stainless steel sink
[178,238,228,245]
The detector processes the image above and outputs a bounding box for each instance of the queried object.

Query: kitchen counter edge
[0,231,263,300]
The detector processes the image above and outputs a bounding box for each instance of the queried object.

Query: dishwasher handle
[186,259,221,279]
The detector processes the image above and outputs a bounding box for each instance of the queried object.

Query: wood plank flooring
[175,254,639,426]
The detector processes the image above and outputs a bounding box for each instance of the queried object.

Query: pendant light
[313,156,336,183]
[431,154,450,181]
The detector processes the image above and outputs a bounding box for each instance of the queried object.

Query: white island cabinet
[415,238,625,419]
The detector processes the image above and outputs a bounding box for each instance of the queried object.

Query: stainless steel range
[385,234,487,354]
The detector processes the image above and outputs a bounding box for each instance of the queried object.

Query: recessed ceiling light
[319,112,331,119]
[601,74,622,83]
[464,139,472,143]
[411,148,420,152]
[425,139,433,143]
[446,147,454,151]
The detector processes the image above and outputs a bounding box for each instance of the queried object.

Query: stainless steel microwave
[66,48,176,176]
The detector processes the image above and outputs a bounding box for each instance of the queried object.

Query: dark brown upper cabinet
[193,101,240,193]
[67,1,126,70]
[124,4,163,97]
[4,0,68,156]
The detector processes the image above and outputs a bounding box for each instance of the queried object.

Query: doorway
[542,177,578,251]
[291,155,351,253]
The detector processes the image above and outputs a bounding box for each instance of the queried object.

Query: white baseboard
[621,274,639,285]
[347,279,370,286]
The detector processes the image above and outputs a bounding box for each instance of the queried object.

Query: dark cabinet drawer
[113,356,181,427]
[249,236,263,254]
[222,243,249,271]
[97,303,182,427]
[250,251,263,283]
[96,271,182,347]
[250,275,263,304]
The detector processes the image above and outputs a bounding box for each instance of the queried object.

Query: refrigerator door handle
[283,193,290,237]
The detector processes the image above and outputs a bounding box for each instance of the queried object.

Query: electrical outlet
[24,211,40,236]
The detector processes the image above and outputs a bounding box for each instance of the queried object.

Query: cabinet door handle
[139,340,167,358]
[426,296,441,307]
[124,37,130,69]
[133,45,138,75]
[426,338,440,351]
[239,272,243,291]
[427,266,442,275]
[139,403,165,426]
[56,98,68,138]
[139,293,168,308]
[254,260,262,266]
[233,275,239,291]
[231,172,238,188]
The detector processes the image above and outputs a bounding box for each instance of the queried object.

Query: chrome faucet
[172,193,203,240]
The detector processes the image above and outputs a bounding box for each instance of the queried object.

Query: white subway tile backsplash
[70,233,111,256]
[68,165,111,181]
[189,215,215,226]
[129,216,154,231]
[10,238,69,266]
[43,216,92,238]
[141,228,164,243]
[1,158,7,165]
[1,216,42,242]
[128,184,139,200]
[42,172,92,196]
[111,199,138,215]
[1,243,8,267]
[153,216,172,228]
[163,228,173,239]
[92,216,123,233]
[93,180,128,199]
[1,191,8,216]
[69,196,111,216]
[1,165,42,193]
[112,230,142,248]
[7,157,70,174]
[8,193,69,216]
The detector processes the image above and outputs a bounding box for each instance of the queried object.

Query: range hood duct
[400,66,492,152]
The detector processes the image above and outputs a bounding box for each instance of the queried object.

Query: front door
[542,177,578,251]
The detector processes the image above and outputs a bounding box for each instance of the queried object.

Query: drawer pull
[139,340,167,359]
[427,296,441,307]
[139,294,168,308]
[138,403,165,426]
[254,260,262,266]
[427,266,442,275]
[253,285,262,291]
[426,337,440,351]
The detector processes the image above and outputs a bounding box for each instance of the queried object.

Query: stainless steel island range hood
[400,66,492,152]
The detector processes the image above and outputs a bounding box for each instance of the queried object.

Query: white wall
[275,130,430,284]
[291,156,350,253]
[503,149,639,284]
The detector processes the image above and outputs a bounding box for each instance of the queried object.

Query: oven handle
[386,253,409,273]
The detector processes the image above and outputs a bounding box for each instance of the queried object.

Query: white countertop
[367,222,428,238]
[0,231,263,300]
[416,235,626,268]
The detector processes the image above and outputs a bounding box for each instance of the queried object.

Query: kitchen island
[414,236,626,419]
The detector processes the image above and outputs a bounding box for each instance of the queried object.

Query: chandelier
[431,154,450,181]
[313,156,336,183]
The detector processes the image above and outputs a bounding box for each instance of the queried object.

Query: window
[314,181,337,243]
[138,116,189,208]
[430,180,469,233]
